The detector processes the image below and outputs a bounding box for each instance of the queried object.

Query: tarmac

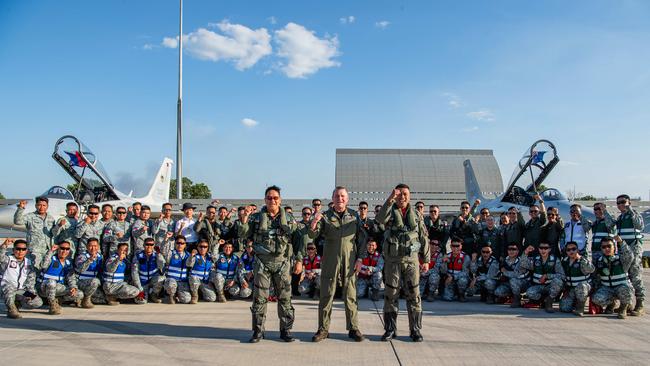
[1,270,649,366]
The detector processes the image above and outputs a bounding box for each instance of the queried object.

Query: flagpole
[175,0,183,200]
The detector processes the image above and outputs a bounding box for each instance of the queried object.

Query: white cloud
[375,20,390,29]
[241,118,259,128]
[340,16,355,24]
[162,36,178,48]
[442,92,464,109]
[143,44,154,50]
[268,16,277,25]
[274,22,341,78]
[466,109,495,122]
[462,126,479,133]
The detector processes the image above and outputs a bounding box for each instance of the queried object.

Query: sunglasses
[548,213,557,217]
[593,207,602,211]
[162,208,172,212]
[14,247,27,251]
[144,244,155,247]
[451,244,461,248]
[507,247,518,251]
[461,206,470,209]
[307,247,316,250]
[302,212,311,216]
[481,251,491,254]
[59,247,71,251]
[198,246,209,249]
[570,210,579,214]
[359,207,368,210]
[530,210,539,214]
[416,206,424,209]
[601,244,613,249]
[313,203,322,206]
[616,201,626,205]
[539,247,550,250]
[265,196,280,201]
[176,242,186,245]
[117,211,127,214]
[88,212,99,216]
[566,247,578,253]
[429,210,437,213]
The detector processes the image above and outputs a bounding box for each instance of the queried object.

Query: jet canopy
[502,139,560,206]
[40,186,75,201]
[52,135,120,202]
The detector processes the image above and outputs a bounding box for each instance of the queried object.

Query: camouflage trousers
[251,260,294,333]
[135,276,165,304]
[419,270,440,296]
[164,278,192,304]
[384,259,421,314]
[559,282,591,312]
[357,271,383,298]
[468,277,497,296]
[443,273,470,301]
[189,276,217,302]
[629,248,646,301]
[29,250,47,271]
[526,278,563,301]
[103,281,139,300]
[78,278,107,304]
[2,285,43,308]
[495,278,529,299]
[213,273,246,298]
[40,280,84,302]
[592,283,634,307]
[299,274,321,295]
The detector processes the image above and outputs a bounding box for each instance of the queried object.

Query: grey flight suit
[102,220,131,257]
[308,207,367,332]
[131,219,154,255]
[13,208,55,270]
[75,219,105,255]
[240,207,298,334]
[152,217,175,257]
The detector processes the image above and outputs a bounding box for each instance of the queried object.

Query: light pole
[176,0,183,199]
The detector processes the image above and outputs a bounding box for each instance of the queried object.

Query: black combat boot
[381,312,397,341]
[574,300,586,317]
[510,294,521,308]
[371,288,381,301]
[480,289,487,302]
[280,329,295,342]
[486,293,495,304]
[544,296,554,313]
[249,314,265,343]
[348,329,365,342]
[408,311,423,342]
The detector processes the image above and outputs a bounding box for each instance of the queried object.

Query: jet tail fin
[463,159,485,203]
[142,158,174,204]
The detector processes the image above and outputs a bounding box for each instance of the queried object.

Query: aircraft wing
[52,135,120,202]
[504,139,560,197]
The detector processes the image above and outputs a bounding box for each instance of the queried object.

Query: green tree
[576,195,597,201]
[169,178,212,199]
[0,192,5,199]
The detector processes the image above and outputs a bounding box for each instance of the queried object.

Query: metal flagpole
[176,0,183,199]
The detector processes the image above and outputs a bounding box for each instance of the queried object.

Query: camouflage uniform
[469,255,499,300]
[442,252,471,301]
[131,250,165,304]
[236,252,255,299]
[299,254,322,295]
[74,252,107,305]
[162,249,192,304]
[308,207,366,333]
[559,256,595,313]
[152,217,175,257]
[590,211,616,263]
[52,216,79,258]
[356,252,384,298]
[102,254,140,301]
[616,208,645,303]
[494,256,530,300]
[213,252,242,297]
[195,218,226,257]
[131,218,154,255]
[478,227,503,259]
[519,253,565,301]
[592,241,634,308]
[424,216,450,253]
[0,251,43,310]
[13,207,55,270]
[187,253,217,302]
[419,252,442,299]
[102,220,131,257]
[524,209,547,250]
[75,219,105,255]
[240,208,298,336]
[39,254,83,303]
[450,214,479,255]
[503,212,526,248]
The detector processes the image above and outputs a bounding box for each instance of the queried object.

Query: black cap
[182,203,196,211]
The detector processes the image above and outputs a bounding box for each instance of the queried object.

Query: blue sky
[1,0,649,200]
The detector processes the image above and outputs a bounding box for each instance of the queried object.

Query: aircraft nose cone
[0,205,17,230]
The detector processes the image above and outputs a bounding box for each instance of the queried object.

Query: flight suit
[13,208,56,270]
[102,220,131,257]
[52,216,79,258]
[75,220,105,255]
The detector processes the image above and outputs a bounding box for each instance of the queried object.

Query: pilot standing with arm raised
[13,197,56,270]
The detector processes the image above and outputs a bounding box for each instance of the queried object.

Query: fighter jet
[463,139,595,222]
[0,135,173,231]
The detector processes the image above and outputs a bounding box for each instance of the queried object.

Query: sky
[1,0,649,200]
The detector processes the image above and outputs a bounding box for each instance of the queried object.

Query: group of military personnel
[0,185,645,344]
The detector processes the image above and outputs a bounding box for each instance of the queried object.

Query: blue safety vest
[136,251,159,286]
[42,256,72,284]
[216,253,239,280]
[190,254,215,283]
[167,250,189,282]
[103,254,127,284]
[77,252,103,280]
[240,253,255,273]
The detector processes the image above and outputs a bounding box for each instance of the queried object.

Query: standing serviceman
[309,186,367,343]
[239,186,301,343]
[424,205,450,254]
[76,205,105,255]
[195,205,227,257]
[375,184,430,342]
[102,206,131,257]
[153,202,176,257]
[13,197,56,270]
[523,195,547,252]
[53,202,80,258]
[615,194,645,316]
[590,202,616,263]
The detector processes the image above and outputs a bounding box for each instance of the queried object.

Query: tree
[0,192,4,199]
[169,178,212,199]
[576,195,597,201]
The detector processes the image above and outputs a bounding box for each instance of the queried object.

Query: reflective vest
[591,219,615,252]
[420,251,440,268]
[190,254,215,283]
[617,211,643,246]
[103,254,127,284]
[596,255,628,287]
[1,255,32,289]
[167,250,190,282]
[532,255,557,284]
[564,221,586,251]
[477,256,496,275]
[77,252,103,280]
[240,253,255,273]
[447,252,465,274]
[561,257,590,287]
[136,251,159,285]
[216,253,239,280]
[501,257,528,280]
[42,256,71,284]
[303,255,321,274]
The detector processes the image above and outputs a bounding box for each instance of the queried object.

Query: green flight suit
[309,207,367,332]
